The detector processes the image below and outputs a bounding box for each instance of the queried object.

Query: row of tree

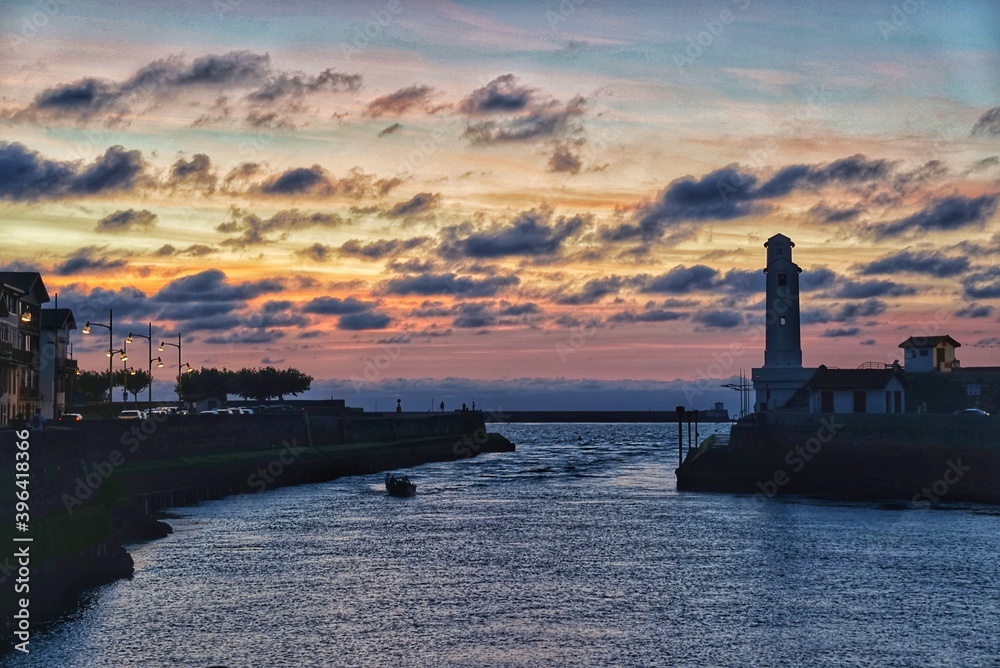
[75,366,313,403]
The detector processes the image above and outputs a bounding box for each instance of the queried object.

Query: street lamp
[159,334,187,406]
[82,309,113,410]
[127,323,155,410]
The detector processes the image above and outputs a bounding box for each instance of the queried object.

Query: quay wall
[676,412,1000,503]
[0,412,513,643]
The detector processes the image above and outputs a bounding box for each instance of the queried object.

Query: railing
[18,386,38,400]
[12,349,38,366]
[0,340,10,358]
[57,357,79,372]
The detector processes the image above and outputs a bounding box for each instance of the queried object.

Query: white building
[805,364,907,414]
[898,335,960,373]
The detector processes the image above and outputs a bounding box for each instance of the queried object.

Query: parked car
[117,409,144,420]
[58,413,83,423]
[954,408,990,416]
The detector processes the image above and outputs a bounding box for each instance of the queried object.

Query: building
[0,272,50,425]
[40,308,78,419]
[898,335,961,373]
[805,364,907,414]
[751,234,817,412]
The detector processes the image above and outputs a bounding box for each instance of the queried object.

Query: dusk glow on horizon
[1,0,998,410]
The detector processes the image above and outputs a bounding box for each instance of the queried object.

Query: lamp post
[159,334,188,406]
[81,309,113,412]
[127,323,154,410]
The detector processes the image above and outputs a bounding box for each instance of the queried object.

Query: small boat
[385,473,416,497]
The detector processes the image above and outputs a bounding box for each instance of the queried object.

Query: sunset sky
[1,0,998,410]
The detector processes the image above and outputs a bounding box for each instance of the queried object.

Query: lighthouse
[763,233,802,368]
[751,233,816,412]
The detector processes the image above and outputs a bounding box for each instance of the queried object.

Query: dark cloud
[75,145,149,194]
[382,272,519,298]
[962,266,1000,299]
[386,192,440,218]
[387,257,436,273]
[95,208,157,233]
[463,96,586,144]
[866,194,998,239]
[52,283,153,325]
[220,208,347,248]
[799,267,838,292]
[808,201,865,223]
[609,309,686,323]
[459,74,536,115]
[0,143,153,201]
[829,278,917,299]
[246,69,361,103]
[302,296,372,315]
[604,155,897,242]
[167,154,216,193]
[155,243,217,257]
[642,265,720,294]
[338,311,392,330]
[54,246,129,275]
[339,237,429,260]
[295,243,333,262]
[440,209,587,259]
[806,298,887,325]
[12,51,361,127]
[378,123,403,137]
[365,85,436,117]
[971,107,1000,137]
[548,143,582,174]
[718,268,765,296]
[152,269,283,303]
[855,249,969,277]
[555,275,644,305]
[448,301,541,329]
[955,304,994,318]
[692,310,741,328]
[203,329,285,344]
[821,327,861,338]
[255,165,402,199]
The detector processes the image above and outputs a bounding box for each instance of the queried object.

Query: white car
[117,410,143,420]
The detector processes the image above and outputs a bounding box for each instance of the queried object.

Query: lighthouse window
[780,317,786,325]
[778,273,787,286]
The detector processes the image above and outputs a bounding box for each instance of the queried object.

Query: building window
[894,391,902,413]
[779,316,786,326]
[821,390,834,413]
[919,349,929,357]
[885,391,892,413]
[778,273,787,286]
[853,391,867,413]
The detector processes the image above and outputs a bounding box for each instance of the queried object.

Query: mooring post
[676,405,685,467]
[687,413,692,455]
[694,410,699,452]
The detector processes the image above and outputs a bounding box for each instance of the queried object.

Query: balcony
[0,340,10,359]
[12,349,39,367]
[18,386,38,400]
[57,357,79,373]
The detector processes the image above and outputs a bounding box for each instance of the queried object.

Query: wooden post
[694,410,699,451]
[676,405,685,467]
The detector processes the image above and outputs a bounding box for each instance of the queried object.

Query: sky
[1,0,998,411]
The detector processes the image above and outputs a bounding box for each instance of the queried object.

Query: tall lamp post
[158,334,190,407]
[126,323,155,410]
[81,309,113,412]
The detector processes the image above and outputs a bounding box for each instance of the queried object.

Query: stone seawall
[676,412,1000,503]
[0,412,513,644]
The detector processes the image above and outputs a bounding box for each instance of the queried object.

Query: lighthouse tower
[751,233,815,412]
[763,233,802,368]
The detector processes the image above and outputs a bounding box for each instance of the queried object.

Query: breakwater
[676,412,1000,503]
[504,409,730,423]
[0,411,513,645]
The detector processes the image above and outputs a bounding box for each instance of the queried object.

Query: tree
[230,366,313,402]
[76,370,111,403]
[113,369,151,401]
[179,367,232,399]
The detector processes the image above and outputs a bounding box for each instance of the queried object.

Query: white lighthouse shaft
[763,234,802,368]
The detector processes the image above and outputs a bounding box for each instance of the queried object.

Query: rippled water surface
[21,423,1000,667]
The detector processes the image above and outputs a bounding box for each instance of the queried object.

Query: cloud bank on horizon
[1,0,998,406]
